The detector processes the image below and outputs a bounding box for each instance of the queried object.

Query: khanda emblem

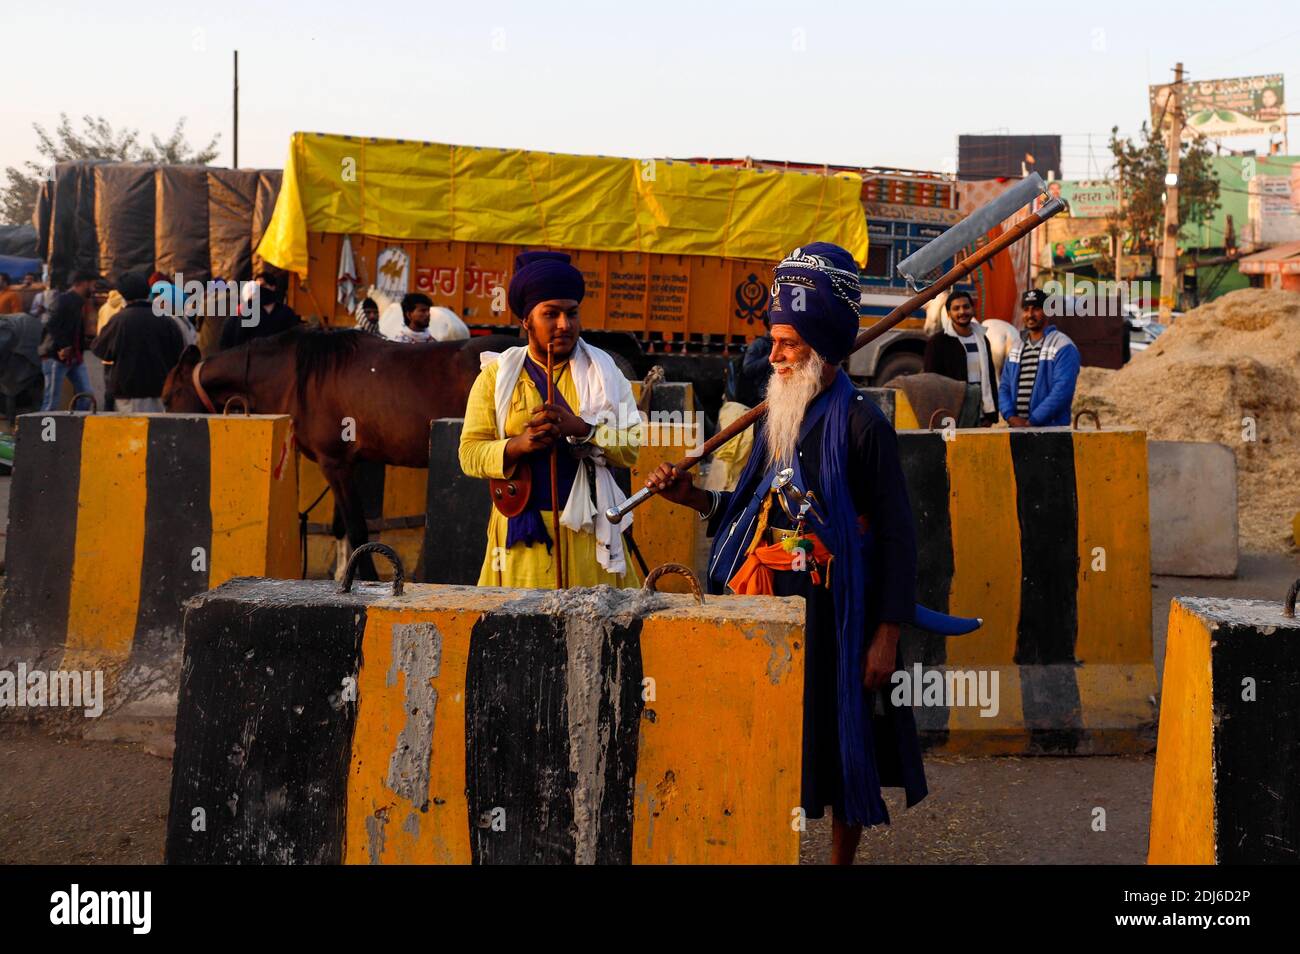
[733,273,768,325]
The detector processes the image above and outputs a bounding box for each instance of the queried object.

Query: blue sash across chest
[707,387,835,589]
[505,357,580,551]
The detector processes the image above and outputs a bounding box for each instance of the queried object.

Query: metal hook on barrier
[339,542,405,596]
[68,392,97,413]
[1073,409,1101,430]
[928,408,954,430]
[643,563,705,605]
[223,395,252,416]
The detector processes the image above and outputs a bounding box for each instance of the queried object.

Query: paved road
[0,728,168,865]
[0,725,1151,866]
[806,754,1153,865]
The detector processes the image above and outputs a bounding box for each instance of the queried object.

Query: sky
[5,0,1300,184]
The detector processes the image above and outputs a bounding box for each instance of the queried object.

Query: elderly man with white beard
[645,242,925,865]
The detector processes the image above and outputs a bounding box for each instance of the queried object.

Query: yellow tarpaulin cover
[257,132,869,277]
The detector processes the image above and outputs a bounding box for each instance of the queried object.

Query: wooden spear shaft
[547,341,566,589]
[605,197,1067,523]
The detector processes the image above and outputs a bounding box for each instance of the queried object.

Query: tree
[1098,123,1220,277]
[1,114,220,225]
[146,119,223,165]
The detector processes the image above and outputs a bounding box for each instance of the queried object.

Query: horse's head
[162,345,207,412]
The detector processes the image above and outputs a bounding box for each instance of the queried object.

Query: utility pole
[233,50,240,168]
[1158,62,1184,321]
[1115,169,1124,288]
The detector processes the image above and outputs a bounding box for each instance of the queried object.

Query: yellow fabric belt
[765,526,804,545]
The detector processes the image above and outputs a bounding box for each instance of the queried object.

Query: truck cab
[849,187,973,385]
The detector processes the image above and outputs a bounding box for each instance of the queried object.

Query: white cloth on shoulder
[481,339,641,574]
[378,301,409,340]
[380,303,469,343]
[428,306,469,341]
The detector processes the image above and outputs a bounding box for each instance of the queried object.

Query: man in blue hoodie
[998,288,1080,427]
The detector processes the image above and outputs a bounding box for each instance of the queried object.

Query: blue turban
[508,251,585,320]
[767,242,862,364]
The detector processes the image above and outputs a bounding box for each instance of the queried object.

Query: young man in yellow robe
[459,251,644,588]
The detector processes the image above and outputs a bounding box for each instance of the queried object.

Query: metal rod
[604,195,1067,523]
[896,173,1046,289]
[233,50,239,168]
[547,342,565,589]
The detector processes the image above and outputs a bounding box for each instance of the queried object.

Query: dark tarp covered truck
[32,161,281,287]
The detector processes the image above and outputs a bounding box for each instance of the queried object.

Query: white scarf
[941,315,996,414]
[481,339,642,574]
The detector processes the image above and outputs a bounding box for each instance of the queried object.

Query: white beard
[764,352,826,472]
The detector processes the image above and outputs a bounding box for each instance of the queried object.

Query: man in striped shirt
[998,288,1081,428]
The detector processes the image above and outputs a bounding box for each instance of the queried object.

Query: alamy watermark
[0,664,104,717]
[50,884,150,934]
[1041,275,1157,318]
[890,664,999,717]
[150,273,262,327]
[585,407,706,454]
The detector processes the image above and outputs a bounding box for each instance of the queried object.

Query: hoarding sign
[1150,74,1286,140]
[1054,181,1120,218]
[1051,235,1107,265]
[1249,171,1300,245]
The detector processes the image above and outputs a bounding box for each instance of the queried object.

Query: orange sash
[727,533,833,595]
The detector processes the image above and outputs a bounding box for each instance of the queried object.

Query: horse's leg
[334,539,351,583]
[320,458,377,581]
[329,495,350,581]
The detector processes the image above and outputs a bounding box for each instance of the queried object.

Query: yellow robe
[459,352,643,589]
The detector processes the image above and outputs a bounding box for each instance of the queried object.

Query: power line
[1206,26,1300,66]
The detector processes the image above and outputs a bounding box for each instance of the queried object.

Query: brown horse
[162,327,519,578]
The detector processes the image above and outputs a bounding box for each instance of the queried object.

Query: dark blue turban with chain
[767,242,862,364]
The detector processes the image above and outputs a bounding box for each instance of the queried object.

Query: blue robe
[706,372,927,826]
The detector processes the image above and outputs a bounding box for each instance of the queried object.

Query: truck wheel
[873,351,923,386]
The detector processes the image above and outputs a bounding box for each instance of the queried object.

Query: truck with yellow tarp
[256,132,873,406]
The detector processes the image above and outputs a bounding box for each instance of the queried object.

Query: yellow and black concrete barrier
[857,386,918,429]
[0,411,298,718]
[897,426,1156,755]
[1148,588,1300,864]
[421,420,487,584]
[165,549,805,864]
[625,382,701,592]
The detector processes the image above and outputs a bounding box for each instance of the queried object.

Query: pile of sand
[1073,288,1300,553]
